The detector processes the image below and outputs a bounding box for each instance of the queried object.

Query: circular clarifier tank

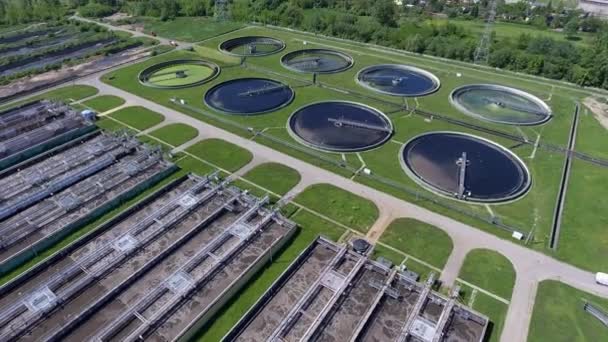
[288,101,393,152]
[356,64,440,97]
[400,132,531,203]
[219,36,285,57]
[139,59,219,89]
[204,78,294,115]
[450,84,552,125]
[281,49,353,74]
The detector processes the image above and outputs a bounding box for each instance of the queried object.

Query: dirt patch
[583,96,608,131]
[103,12,132,22]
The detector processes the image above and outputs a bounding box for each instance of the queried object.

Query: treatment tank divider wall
[0,162,178,276]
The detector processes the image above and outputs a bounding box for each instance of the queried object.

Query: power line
[474,0,498,65]
[214,0,231,21]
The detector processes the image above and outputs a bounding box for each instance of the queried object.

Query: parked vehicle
[596,272,608,286]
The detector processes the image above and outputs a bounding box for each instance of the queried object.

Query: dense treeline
[0,0,68,24]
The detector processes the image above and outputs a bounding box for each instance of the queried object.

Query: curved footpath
[81,76,608,342]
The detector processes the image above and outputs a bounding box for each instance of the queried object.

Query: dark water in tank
[220,36,284,56]
[204,78,294,114]
[358,66,439,96]
[289,102,392,152]
[282,50,353,74]
[403,133,529,202]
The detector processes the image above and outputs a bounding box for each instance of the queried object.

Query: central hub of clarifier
[204,78,294,115]
[281,49,354,74]
[288,101,393,152]
[400,132,531,203]
[356,64,441,97]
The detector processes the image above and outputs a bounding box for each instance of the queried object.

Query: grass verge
[82,95,125,112]
[379,218,453,269]
[108,106,165,130]
[148,123,199,147]
[294,183,379,233]
[242,162,301,196]
[528,280,608,342]
[458,249,516,300]
[185,138,253,173]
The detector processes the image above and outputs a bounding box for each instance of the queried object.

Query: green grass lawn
[528,280,608,342]
[472,292,509,342]
[558,160,608,271]
[95,118,136,134]
[425,18,593,47]
[139,16,243,42]
[82,95,125,113]
[194,209,344,341]
[294,183,379,233]
[148,123,199,147]
[108,106,165,130]
[242,163,301,196]
[372,243,406,265]
[458,249,516,300]
[379,218,453,268]
[185,138,253,172]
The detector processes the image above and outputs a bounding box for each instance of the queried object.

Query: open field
[379,218,454,269]
[107,105,165,130]
[559,160,608,271]
[242,162,301,195]
[135,16,244,43]
[528,280,608,342]
[294,183,379,233]
[99,23,608,272]
[148,123,199,147]
[185,138,253,172]
[472,292,509,342]
[458,249,516,300]
[82,94,125,112]
[424,18,594,47]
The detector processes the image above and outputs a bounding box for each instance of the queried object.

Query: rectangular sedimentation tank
[0,173,296,341]
[224,237,489,342]
[0,100,95,170]
[0,131,176,274]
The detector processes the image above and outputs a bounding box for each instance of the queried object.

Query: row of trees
[90,0,216,19]
[0,0,67,24]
